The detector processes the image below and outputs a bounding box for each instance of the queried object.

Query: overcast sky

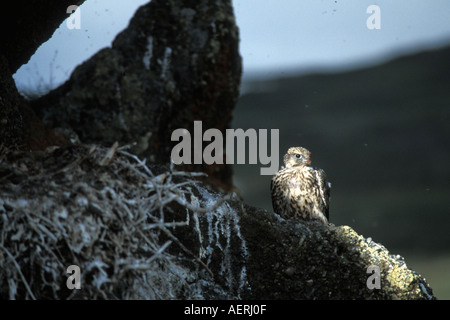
[13,0,450,93]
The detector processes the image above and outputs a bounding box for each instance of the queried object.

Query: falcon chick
[271,147,331,224]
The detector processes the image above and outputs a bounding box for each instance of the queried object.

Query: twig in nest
[47,145,96,177]
[157,223,214,278]
[0,244,36,300]
[118,149,154,177]
[100,141,119,166]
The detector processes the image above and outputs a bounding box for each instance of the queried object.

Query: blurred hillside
[232,46,450,297]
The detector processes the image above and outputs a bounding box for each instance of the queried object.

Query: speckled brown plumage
[271,147,331,224]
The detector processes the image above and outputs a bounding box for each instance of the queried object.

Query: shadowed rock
[0,1,84,151]
[0,56,24,150]
[32,0,242,190]
[0,0,86,73]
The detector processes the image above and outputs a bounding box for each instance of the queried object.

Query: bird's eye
[295,154,302,159]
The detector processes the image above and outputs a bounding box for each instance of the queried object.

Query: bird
[271,146,331,224]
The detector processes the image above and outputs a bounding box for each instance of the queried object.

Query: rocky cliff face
[0,0,436,299]
[31,0,241,190]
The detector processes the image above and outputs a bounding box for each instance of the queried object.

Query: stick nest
[0,143,221,299]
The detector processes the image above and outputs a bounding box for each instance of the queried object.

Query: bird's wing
[271,174,283,214]
[313,168,330,220]
[271,168,292,215]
